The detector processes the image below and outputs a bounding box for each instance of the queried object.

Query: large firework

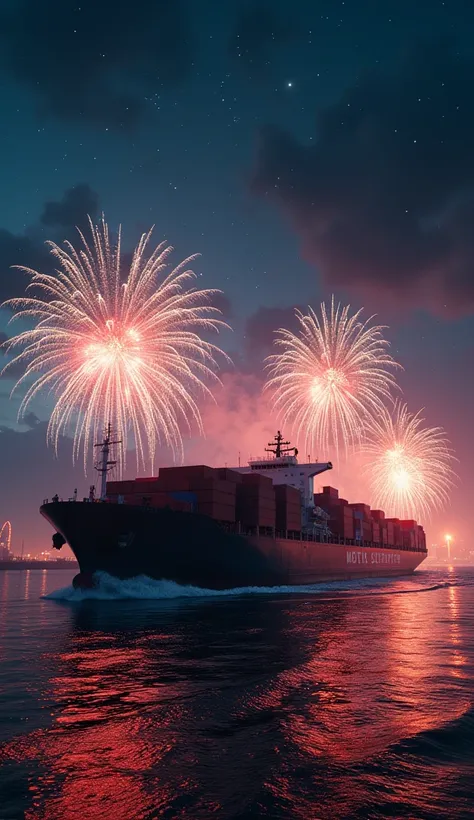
[363,401,456,521]
[1,218,229,472]
[265,298,399,456]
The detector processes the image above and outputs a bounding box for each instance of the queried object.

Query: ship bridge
[233,432,332,517]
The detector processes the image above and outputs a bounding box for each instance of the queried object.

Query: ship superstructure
[234,431,333,528]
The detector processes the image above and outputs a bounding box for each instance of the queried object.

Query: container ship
[40,430,427,590]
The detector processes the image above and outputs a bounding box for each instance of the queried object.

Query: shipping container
[186,477,237,494]
[198,502,236,522]
[216,468,243,484]
[349,503,371,519]
[386,518,402,547]
[322,486,339,499]
[155,474,191,492]
[133,479,161,494]
[158,464,214,484]
[236,481,276,527]
[145,493,193,512]
[275,484,301,532]
[241,473,275,497]
[106,480,136,495]
[371,510,385,521]
[417,526,426,550]
[329,517,354,539]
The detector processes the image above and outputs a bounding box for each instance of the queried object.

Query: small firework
[1,218,229,472]
[265,297,400,456]
[364,401,456,521]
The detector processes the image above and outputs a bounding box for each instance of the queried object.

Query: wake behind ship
[41,431,427,589]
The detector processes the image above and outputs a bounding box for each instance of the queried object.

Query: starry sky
[1,0,473,556]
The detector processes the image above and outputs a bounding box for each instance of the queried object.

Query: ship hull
[40,501,427,589]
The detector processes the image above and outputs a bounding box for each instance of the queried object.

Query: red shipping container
[216,468,243,484]
[106,480,136,495]
[236,498,275,528]
[349,503,371,518]
[133,478,161,494]
[145,493,192,512]
[187,477,236,494]
[241,474,274,498]
[159,465,214,479]
[329,517,354,539]
[372,522,381,543]
[198,502,236,522]
[371,510,385,521]
[275,491,302,531]
[274,484,301,503]
[322,486,339,499]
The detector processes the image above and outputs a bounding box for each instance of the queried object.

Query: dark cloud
[229,3,298,75]
[1,0,193,129]
[0,230,51,303]
[0,185,100,303]
[210,291,233,320]
[244,304,302,361]
[253,43,474,313]
[20,411,41,429]
[41,184,99,234]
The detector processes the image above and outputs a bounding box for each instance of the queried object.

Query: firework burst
[265,298,400,456]
[1,218,229,472]
[363,401,456,521]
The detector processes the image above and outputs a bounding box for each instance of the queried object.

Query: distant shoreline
[0,561,78,571]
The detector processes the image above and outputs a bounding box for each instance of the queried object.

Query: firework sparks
[265,297,400,456]
[363,401,456,521]
[1,218,229,472]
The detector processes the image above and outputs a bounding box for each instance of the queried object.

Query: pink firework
[1,218,229,472]
[265,297,400,457]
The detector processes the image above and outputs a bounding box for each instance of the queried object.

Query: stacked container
[314,487,355,539]
[400,520,418,549]
[385,518,402,547]
[349,503,372,541]
[274,484,301,533]
[157,466,236,522]
[417,525,427,551]
[371,510,385,545]
[236,473,276,530]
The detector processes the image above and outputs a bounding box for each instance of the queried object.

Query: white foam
[43,571,405,602]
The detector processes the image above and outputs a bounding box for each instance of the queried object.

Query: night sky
[1,0,473,556]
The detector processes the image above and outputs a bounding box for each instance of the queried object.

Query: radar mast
[265,431,298,459]
[94,423,122,500]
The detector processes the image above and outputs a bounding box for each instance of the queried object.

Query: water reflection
[0,571,473,818]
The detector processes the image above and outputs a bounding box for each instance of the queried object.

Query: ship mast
[94,423,122,500]
[265,431,298,459]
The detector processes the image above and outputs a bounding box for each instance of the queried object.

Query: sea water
[0,566,473,818]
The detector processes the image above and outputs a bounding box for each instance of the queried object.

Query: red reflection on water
[1,635,187,820]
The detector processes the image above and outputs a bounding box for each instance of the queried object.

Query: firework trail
[363,400,456,521]
[265,298,400,457]
[1,218,229,473]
